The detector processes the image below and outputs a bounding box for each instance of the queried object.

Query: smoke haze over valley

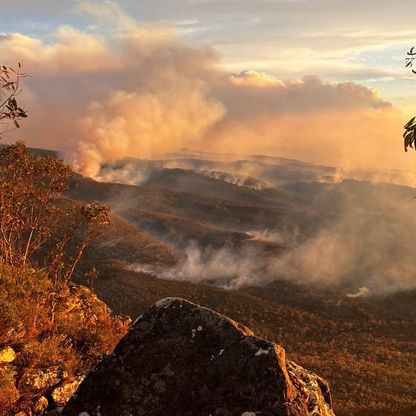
[3,1,414,298]
[66,149,416,296]
[58,147,416,414]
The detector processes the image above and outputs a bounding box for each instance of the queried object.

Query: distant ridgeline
[0,143,61,159]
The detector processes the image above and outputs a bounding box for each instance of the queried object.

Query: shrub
[0,259,129,414]
[0,79,129,413]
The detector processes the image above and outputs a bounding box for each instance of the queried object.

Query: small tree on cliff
[0,64,112,307]
[0,64,110,285]
[0,66,128,415]
[0,142,110,288]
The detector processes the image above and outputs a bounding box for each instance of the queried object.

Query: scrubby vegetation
[0,67,128,414]
[0,143,129,415]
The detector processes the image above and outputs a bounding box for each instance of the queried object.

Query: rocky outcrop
[0,284,127,415]
[63,298,335,416]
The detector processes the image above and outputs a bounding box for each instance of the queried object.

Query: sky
[1,0,415,109]
[1,0,416,175]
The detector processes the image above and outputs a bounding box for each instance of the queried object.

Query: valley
[63,150,416,416]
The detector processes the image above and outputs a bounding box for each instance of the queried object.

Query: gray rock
[39,407,63,416]
[63,297,335,416]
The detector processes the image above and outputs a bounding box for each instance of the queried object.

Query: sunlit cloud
[0,1,412,177]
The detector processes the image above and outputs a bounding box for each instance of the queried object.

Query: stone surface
[33,396,49,413]
[39,407,63,416]
[0,347,16,364]
[63,297,335,416]
[20,367,65,391]
[52,377,84,407]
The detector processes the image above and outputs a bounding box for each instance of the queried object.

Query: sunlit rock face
[62,298,335,416]
[0,346,16,364]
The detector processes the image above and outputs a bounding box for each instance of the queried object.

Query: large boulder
[63,298,335,416]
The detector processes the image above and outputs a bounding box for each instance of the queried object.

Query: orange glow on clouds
[0,3,411,176]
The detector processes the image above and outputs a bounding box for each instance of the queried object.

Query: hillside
[60,151,416,415]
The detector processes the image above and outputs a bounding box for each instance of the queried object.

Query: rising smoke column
[0,1,410,176]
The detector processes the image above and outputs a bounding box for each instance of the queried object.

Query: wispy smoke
[346,287,370,298]
[128,177,416,295]
[247,229,301,247]
[269,181,416,294]
[0,2,411,177]
[129,242,265,290]
[89,152,416,295]
[96,161,153,186]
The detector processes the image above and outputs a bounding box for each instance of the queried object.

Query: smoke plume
[0,2,411,176]
[128,177,416,295]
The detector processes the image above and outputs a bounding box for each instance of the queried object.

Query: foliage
[0,262,129,414]
[0,365,18,411]
[403,50,416,153]
[0,142,110,289]
[0,67,129,414]
[403,116,416,152]
[0,63,27,138]
[0,145,129,414]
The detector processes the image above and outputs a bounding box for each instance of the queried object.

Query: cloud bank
[0,1,411,176]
